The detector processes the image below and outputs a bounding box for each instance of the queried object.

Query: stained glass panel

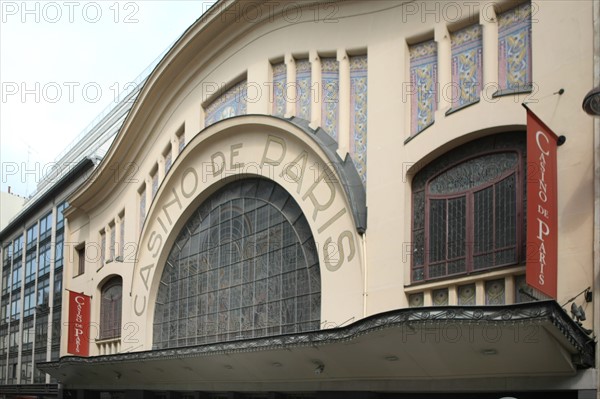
[485,279,506,305]
[153,179,320,349]
[458,283,476,305]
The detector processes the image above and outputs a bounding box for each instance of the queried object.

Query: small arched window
[411,133,526,282]
[100,276,122,340]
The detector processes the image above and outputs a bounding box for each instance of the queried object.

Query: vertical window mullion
[444,198,451,276]
[424,198,430,280]
[492,182,497,266]
[466,192,474,274]
[517,157,524,261]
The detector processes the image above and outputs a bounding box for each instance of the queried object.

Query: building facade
[38,0,598,398]
[0,158,94,398]
[0,57,145,398]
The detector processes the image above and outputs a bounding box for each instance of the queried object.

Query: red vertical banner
[525,106,559,299]
[67,290,91,356]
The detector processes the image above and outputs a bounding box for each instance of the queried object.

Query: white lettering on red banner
[526,107,558,299]
[67,291,91,356]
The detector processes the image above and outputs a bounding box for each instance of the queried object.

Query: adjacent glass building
[0,159,94,397]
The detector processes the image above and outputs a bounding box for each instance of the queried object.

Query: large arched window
[153,178,321,349]
[411,133,526,282]
[99,276,122,339]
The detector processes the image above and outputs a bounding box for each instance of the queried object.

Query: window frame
[26,223,38,250]
[176,126,185,154]
[36,277,50,308]
[56,202,67,231]
[108,221,116,262]
[39,212,53,242]
[37,241,51,277]
[99,229,106,267]
[150,164,159,200]
[99,277,122,340]
[411,146,525,283]
[75,243,86,277]
[118,211,125,261]
[163,143,173,175]
[138,184,146,232]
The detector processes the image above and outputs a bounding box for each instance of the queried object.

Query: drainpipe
[362,232,368,318]
[592,1,600,397]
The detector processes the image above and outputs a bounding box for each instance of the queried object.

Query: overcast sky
[1,1,215,198]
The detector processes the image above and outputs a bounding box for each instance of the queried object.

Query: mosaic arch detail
[153,178,321,349]
[205,80,248,127]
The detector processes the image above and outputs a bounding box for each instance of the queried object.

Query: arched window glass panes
[411,133,526,282]
[100,277,122,340]
[153,179,321,349]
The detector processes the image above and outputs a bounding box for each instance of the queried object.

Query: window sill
[96,336,121,345]
[445,98,480,116]
[492,84,533,98]
[404,265,525,293]
[73,272,85,279]
[404,120,435,145]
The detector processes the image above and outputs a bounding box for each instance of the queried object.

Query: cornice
[68,0,344,210]
[39,301,594,370]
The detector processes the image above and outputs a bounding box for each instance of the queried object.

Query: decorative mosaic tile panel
[410,40,437,134]
[321,58,339,141]
[485,279,505,305]
[498,2,532,91]
[296,59,312,121]
[457,283,476,305]
[408,292,424,308]
[272,63,286,117]
[432,288,448,306]
[349,55,368,188]
[205,81,248,126]
[451,24,482,108]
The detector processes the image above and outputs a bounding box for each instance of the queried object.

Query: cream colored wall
[63,0,596,355]
[0,192,26,231]
[395,0,595,315]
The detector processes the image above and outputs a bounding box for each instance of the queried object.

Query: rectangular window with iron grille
[411,133,526,283]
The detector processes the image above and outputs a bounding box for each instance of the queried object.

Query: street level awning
[39,301,595,392]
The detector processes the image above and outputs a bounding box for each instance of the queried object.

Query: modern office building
[0,158,94,398]
[27,0,600,397]
[0,66,145,398]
